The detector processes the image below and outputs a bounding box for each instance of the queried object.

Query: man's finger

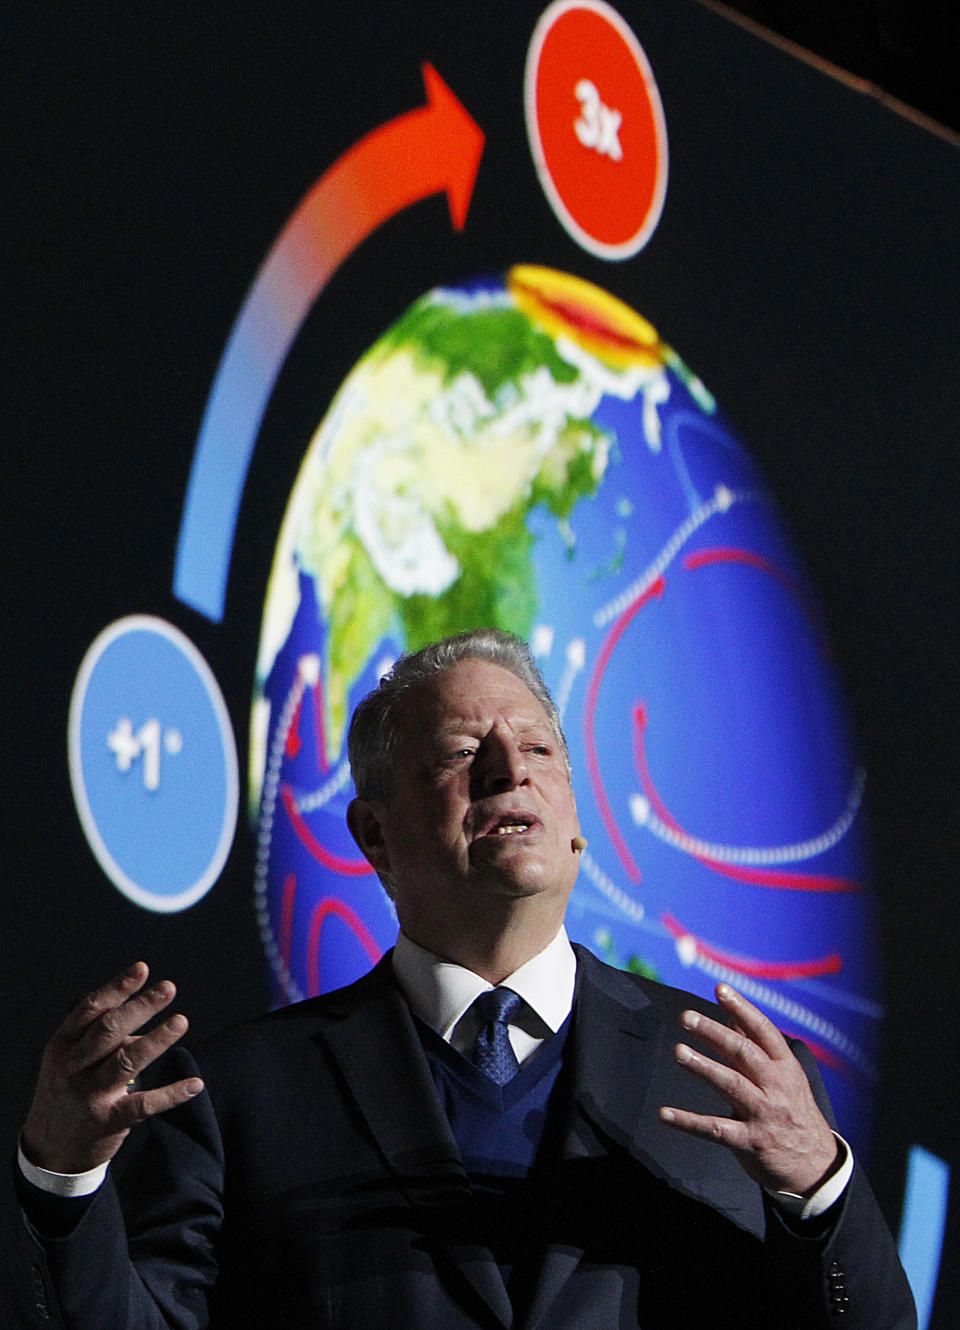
[674,1041,759,1116]
[121,1077,205,1126]
[659,1104,752,1151]
[93,1014,193,1091]
[714,984,790,1060]
[672,1005,787,1079]
[70,980,180,1069]
[679,1008,770,1081]
[60,962,152,1039]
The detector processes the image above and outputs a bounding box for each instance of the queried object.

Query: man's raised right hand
[21,962,204,1175]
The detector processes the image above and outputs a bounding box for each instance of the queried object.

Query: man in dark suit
[7,630,915,1327]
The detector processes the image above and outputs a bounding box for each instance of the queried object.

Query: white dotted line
[294,758,352,814]
[631,768,865,866]
[554,637,586,721]
[579,849,645,923]
[687,952,874,1077]
[254,668,309,1005]
[593,485,768,629]
[578,847,871,1072]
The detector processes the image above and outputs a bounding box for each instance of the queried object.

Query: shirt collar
[392,926,576,1042]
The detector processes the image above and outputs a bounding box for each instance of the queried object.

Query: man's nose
[476,730,529,792]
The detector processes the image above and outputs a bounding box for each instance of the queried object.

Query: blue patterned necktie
[470,987,524,1086]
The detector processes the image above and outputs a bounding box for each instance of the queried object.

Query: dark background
[725,0,959,133]
[3,2,957,1322]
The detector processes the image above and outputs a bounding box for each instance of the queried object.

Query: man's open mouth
[478,813,538,839]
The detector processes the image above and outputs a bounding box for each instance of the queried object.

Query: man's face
[349,659,582,951]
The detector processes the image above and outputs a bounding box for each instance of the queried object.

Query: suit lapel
[524,948,755,1330]
[561,947,761,1198]
[316,957,462,1180]
[314,955,515,1329]
[523,948,662,1329]
[567,947,664,1152]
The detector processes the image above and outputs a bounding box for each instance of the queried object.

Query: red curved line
[307,897,382,994]
[285,694,303,759]
[682,546,830,655]
[777,1030,849,1074]
[692,861,857,891]
[631,701,675,830]
[281,784,374,877]
[662,912,842,980]
[583,577,666,884]
[280,872,297,969]
[684,546,796,585]
[632,706,859,894]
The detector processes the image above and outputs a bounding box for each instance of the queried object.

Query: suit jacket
[3,947,915,1329]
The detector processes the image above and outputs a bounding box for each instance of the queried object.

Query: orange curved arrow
[175,64,485,620]
[272,63,485,316]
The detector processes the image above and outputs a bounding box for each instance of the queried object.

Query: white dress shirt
[392,925,577,1064]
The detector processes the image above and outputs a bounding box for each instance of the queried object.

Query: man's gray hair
[348,628,570,805]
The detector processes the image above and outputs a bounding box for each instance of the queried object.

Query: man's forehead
[399,659,551,728]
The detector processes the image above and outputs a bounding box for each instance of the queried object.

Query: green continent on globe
[257,281,671,773]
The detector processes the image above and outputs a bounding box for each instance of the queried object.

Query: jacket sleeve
[760,1039,917,1330]
[0,1048,224,1330]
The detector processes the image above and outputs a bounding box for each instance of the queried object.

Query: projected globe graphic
[251,266,878,1145]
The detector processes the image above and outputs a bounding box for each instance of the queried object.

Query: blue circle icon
[68,616,239,911]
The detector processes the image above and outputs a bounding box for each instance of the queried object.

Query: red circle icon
[525,0,669,260]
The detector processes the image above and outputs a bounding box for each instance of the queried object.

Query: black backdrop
[4,2,958,1321]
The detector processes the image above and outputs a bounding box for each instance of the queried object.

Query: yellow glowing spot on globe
[508,264,665,371]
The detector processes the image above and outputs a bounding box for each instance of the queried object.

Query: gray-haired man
[7,630,915,1328]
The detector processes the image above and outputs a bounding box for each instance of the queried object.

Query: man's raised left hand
[659,983,840,1196]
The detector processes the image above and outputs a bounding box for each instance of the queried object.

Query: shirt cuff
[17,1141,109,1198]
[766,1133,853,1220]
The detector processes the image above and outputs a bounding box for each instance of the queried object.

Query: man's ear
[346,797,391,874]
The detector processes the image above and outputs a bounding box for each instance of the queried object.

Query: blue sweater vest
[415,1015,572,1302]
